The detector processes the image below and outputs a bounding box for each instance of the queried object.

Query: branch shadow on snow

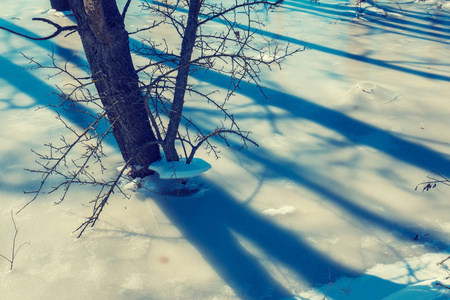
[0,20,114,192]
[137,0,450,81]
[128,10,450,293]
[180,59,450,245]
[130,26,450,300]
[283,0,450,40]
[0,55,412,299]
[153,187,347,298]
[138,184,405,299]
[143,103,449,298]
[1,9,449,298]
[0,21,104,130]
[167,78,450,296]
[0,57,93,124]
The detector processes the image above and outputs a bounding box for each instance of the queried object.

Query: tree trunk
[51,0,71,11]
[68,0,161,177]
[162,0,202,162]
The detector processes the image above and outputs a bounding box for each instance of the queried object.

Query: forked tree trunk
[163,0,202,162]
[68,0,161,177]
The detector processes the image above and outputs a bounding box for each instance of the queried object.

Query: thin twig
[436,282,450,290]
[0,211,30,271]
[438,256,450,266]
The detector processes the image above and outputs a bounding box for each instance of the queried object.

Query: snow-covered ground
[1,0,450,299]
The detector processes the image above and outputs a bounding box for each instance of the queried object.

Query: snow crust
[148,157,212,179]
[262,206,297,216]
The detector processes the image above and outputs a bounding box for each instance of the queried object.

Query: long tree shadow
[284,0,450,37]
[0,7,447,300]
[0,57,95,127]
[186,67,450,178]
[3,3,449,240]
[225,139,448,245]
[0,21,115,193]
[149,182,407,299]
[139,0,450,81]
[0,20,113,139]
[148,101,450,298]
[3,1,449,227]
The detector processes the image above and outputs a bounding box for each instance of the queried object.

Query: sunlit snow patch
[47,8,69,17]
[148,157,211,179]
[122,179,141,191]
[262,206,297,216]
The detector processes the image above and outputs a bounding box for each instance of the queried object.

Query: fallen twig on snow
[0,211,30,271]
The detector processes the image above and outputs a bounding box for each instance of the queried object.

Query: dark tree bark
[50,0,71,11]
[162,0,202,162]
[68,0,161,176]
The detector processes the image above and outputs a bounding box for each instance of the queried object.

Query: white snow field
[1,0,450,299]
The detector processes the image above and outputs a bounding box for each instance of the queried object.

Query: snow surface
[1,0,450,299]
[263,206,297,216]
[148,157,212,179]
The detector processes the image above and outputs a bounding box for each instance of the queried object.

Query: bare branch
[122,0,133,20]
[20,0,302,237]
[436,282,450,290]
[198,0,284,26]
[0,18,77,40]
[186,128,259,164]
[19,111,107,214]
[438,256,450,266]
[74,139,163,238]
[415,171,450,192]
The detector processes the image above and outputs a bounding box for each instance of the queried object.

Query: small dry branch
[0,210,30,271]
[415,171,450,192]
[322,267,351,299]
[436,282,450,290]
[438,256,450,266]
[74,140,162,238]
